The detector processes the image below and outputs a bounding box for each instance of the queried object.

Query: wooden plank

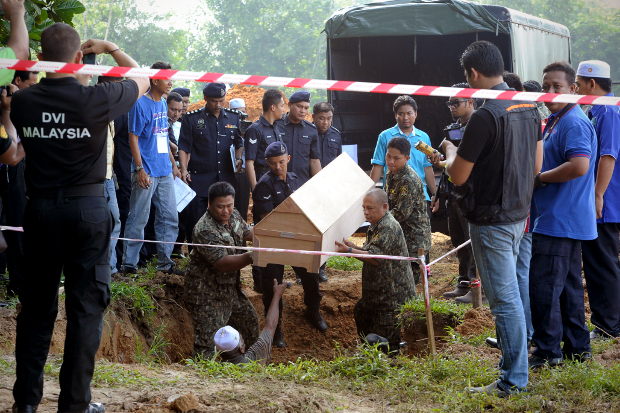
[254,228,322,243]
[257,211,320,237]
[254,234,316,270]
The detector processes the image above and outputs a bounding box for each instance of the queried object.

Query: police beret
[171,87,190,97]
[265,141,288,158]
[289,91,310,103]
[203,82,226,98]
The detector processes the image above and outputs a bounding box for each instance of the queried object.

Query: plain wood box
[253,153,375,273]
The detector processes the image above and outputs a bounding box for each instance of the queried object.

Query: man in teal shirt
[370,95,436,204]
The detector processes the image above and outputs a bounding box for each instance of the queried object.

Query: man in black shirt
[178,83,243,245]
[279,91,322,186]
[9,24,149,413]
[431,41,541,397]
[253,142,326,348]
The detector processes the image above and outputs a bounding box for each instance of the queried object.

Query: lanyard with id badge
[149,90,170,155]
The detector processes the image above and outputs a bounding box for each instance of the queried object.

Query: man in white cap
[576,60,620,341]
[229,98,246,113]
[215,279,287,365]
[228,98,251,221]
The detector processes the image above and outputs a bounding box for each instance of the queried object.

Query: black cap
[203,83,226,98]
[523,80,542,93]
[265,141,288,158]
[171,87,190,97]
[289,91,310,103]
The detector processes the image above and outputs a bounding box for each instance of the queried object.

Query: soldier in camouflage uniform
[184,181,259,357]
[335,189,416,351]
[384,137,431,283]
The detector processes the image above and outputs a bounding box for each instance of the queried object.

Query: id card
[156,133,169,154]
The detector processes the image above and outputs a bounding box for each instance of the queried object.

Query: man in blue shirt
[122,61,182,275]
[530,61,597,368]
[575,60,620,340]
[370,96,437,209]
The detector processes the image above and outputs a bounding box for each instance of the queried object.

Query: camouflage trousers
[186,288,259,358]
[353,298,402,348]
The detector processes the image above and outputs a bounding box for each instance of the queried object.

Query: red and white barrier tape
[421,256,431,309]
[0,225,420,262]
[1,59,618,106]
[427,239,471,266]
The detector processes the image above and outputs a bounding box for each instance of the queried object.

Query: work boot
[273,325,286,348]
[442,281,469,298]
[305,306,328,333]
[12,404,37,413]
[454,290,487,304]
[528,354,563,370]
[318,267,328,283]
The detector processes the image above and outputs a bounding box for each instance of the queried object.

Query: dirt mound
[455,307,495,337]
[400,311,459,356]
[242,266,362,364]
[187,84,312,122]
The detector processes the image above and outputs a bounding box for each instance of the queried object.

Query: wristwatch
[348,247,353,253]
[535,172,547,188]
[135,165,144,173]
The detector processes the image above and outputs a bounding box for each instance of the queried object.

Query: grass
[110,280,157,320]
[136,322,172,364]
[326,255,363,271]
[399,296,470,320]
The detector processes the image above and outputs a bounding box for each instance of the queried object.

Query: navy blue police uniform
[318,126,342,167]
[244,115,283,189]
[252,142,325,346]
[10,76,139,412]
[178,83,243,243]
[279,92,321,186]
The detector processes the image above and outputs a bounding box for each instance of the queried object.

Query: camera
[82,53,96,65]
[239,112,251,133]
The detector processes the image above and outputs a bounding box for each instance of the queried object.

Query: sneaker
[528,354,563,369]
[466,380,509,398]
[84,403,105,413]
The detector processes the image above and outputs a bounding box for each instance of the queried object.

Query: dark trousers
[354,299,401,349]
[261,264,322,321]
[530,233,590,360]
[234,172,251,221]
[0,161,27,295]
[114,179,131,267]
[582,223,620,337]
[173,208,187,254]
[185,195,209,247]
[14,196,112,412]
[447,203,476,284]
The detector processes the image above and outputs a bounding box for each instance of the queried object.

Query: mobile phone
[83,53,96,65]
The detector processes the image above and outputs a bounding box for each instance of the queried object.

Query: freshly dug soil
[455,307,495,337]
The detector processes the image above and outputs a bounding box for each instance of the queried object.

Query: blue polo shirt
[128,94,172,177]
[590,93,620,223]
[530,105,597,240]
[371,124,432,201]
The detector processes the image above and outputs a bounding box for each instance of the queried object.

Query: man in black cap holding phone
[179,83,244,242]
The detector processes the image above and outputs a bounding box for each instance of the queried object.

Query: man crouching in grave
[335,188,417,353]
[184,181,259,357]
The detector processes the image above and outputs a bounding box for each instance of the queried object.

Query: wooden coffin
[253,152,375,273]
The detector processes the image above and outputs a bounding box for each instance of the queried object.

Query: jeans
[530,233,591,359]
[105,178,121,272]
[469,221,528,393]
[516,232,534,340]
[582,223,620,337]
[122,173,178,271]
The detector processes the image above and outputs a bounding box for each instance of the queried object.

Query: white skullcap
[214,326,240,352]
[577,60,611,79]
[229,98,246,109]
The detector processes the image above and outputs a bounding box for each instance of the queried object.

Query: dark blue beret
[203,83,226,98]
[289,91,310,103]
[265,141,288,158]
[171,87,190,97]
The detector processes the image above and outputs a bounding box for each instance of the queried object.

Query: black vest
[455,99,540,224]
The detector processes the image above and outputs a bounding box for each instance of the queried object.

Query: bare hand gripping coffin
[253,152,375,272]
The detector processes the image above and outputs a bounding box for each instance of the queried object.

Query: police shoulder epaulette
[303,119,317,128]
[330,126,340,133]
[223,108,240,116]
[187,109,201,116]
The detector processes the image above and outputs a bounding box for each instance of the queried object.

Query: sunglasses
[446,99,470,108]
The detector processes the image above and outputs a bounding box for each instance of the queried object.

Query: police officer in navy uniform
[178,83,244,243]
[253,142,327,348]
[312,101,342,283]
[280,91,322,186]
[9,25,149,413]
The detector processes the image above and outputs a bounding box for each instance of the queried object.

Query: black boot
[442,281,470,298]
[318,264,328,283]
[273,324,286,348]
[12,404,37,413]
[305,306,328,333]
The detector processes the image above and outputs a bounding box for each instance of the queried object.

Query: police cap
[171,87,190,97]
[265,141,288,158]
[203,82,227,98]
[289,91,310,103]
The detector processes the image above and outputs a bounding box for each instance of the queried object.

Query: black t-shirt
[113,113,131,188]
[456,107,502,212]
[10,77,139,192]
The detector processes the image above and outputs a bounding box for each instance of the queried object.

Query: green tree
[0,0,86,53]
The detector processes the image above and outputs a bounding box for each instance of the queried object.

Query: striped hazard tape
[0,59,618,106]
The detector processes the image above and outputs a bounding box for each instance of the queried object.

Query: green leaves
[47,0,86,24]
